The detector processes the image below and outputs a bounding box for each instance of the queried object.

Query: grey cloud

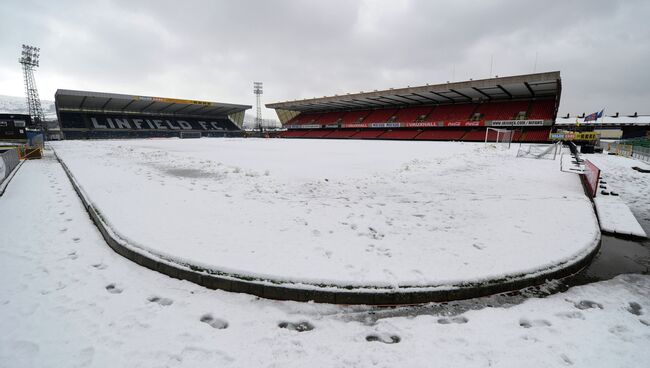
[1,0,649,119]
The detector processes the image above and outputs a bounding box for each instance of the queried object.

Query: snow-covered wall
[0,149,20,184]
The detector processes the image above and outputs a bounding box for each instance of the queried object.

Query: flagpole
[599,109,604,140]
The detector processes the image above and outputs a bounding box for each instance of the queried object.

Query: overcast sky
[1,0,649,119]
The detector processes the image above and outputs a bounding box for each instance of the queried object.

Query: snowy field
[588,154,650,235]
[52,138,600,289]
[1,155,649,367]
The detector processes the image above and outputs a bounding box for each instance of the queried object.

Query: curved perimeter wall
[55,151,601,305]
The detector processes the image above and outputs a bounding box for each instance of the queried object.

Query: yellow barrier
[616,144,633,157]
[2,145,42,160]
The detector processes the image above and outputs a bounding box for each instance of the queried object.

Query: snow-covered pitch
[3,153,649,367]
[52,139,600,291]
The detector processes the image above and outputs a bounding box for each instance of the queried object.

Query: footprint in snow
[92,263,107,270]
[574,300,603,310]
[626,302,642,316]
[200,314,228,329]
[105,284,123,294]
[278,321,314,332]
[148,296,173,306]
[519,318,551,328]
[366,334,401,344]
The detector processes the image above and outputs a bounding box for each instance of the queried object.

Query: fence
[630,145,650,162]
[602,141,650,162]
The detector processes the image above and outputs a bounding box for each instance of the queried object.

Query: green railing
[620,137,650,148]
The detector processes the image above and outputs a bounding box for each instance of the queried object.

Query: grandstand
[267,72,561,143]
[55,90,251,139]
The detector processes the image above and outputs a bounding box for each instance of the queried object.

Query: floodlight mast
[19,44,46,130]
[253,82,263,132]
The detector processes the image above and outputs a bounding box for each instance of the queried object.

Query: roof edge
[55,89,251,110]
[266,71,560,109]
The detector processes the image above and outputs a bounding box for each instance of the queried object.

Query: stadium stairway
[318,112,345,125]
[340,110,372,124]
[363,109,399,124]
[460,130,488,141]
[393,106,435,123]
[476,100,530,120]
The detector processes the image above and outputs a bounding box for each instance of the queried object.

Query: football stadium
[3,70,649,303]
[2,70,646,306]
[2,9,650,364]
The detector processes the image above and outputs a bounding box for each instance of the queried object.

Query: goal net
[180,131,202,139]
[516,142,561,160]
[484,128,514,149]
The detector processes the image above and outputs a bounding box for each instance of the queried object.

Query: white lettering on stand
[91,117,107,129]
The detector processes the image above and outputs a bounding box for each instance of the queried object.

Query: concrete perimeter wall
[1,149,20,184]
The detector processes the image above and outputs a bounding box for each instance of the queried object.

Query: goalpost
[485,128,514,149]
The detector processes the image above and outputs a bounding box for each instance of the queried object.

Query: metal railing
[631,145,650,162]
[602,141,650,162]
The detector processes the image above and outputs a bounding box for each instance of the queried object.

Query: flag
[584,109,604,122]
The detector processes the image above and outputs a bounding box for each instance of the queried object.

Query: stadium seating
[351,129,386,139]
[326,130,358,138]
[393,106,435,123]
[380,130,421,140]
[286,115,302,125]
[461,129,489,141]
[288,113,322,125]
[340,110,372,124]
[318,112,346,125]
[58,112,88,128]
[279,130,309,138]
[528,100,556,120]
[279,99,558,142]
[302,129,335,138]
[475,101,530,121]
[363,109,399,124]
[521,128,551,142]
[424,104,477,122]
[415,129,466,140]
